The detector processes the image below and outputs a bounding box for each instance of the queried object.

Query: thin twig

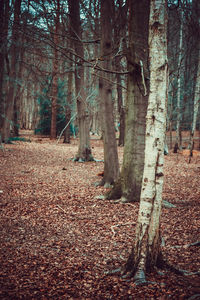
[140,60,147,96]
[56,205,68,213]
[57,113,77,143]
[111,222,135,237]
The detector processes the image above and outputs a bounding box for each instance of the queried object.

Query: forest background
[0,0,199,151]
[0,0,200,299]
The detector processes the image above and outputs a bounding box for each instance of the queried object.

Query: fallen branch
[111,223,135,237]
[56,205,68,214]
[57,113,77,143]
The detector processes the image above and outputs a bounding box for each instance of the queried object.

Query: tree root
[157,258,200,277]
[133,269,147,285]
[171,241,200,249]
[187,294,200,300]
[105,267,159,286]
[111,222,136,237]
[104,267,122,275]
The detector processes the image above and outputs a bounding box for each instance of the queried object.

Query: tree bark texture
[50,0,60,140]
[1,0,21,141]
[188,0,200,154]
[189,46,200,154]
[99,0,119,185]
[64,51,73,143]
[68,0,93,161]
[124,0,168,281]
[175,9,183,151]
[113,2,128,147]
[116,58,125,147]
[0,0,9,129]
[107,0,150,201]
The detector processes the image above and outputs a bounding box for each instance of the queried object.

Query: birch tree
[122,0,168,283]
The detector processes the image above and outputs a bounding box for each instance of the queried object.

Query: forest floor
[0,131,200,300]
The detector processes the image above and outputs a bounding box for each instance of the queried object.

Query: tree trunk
[63,106,71,143]
[113,1,127,147]
[13,38,26,136]
[68,0,93,161]
[99,0,119,186]
[0,0,9,130]
[123,0,168,282]
[63,55,73,144]
[1,0,21,142]
[174,9,183,151]
[50,0,60,140]
[188,0,200,155]
[116,62,125,147]
[188,47,200,155]
[106,0,150,201]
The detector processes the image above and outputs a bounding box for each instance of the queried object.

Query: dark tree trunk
[116,72,125,147]
[106,0,150,202]
[68,0,93,161]
[0,0,9,130]
[2,0,21,142]
[99,0,119,186]
[50,0,60,140]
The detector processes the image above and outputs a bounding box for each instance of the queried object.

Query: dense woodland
[0,0,199,147]
[0,0,200,298]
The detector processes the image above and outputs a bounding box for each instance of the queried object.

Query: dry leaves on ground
[0,132,200,299]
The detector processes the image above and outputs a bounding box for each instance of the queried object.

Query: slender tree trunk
[99,0,119,186]
[63,51,73,144]
[188,0,200,155]
[188,47,200,155]
[106,0,150,201]
[168,83,174,149]
[63,86,72,144]
[13,40,26,136]
[123,0,168,282]
[1,0,21,142]
[174,9,183,151]
[50,0,60,140]
[0,0,9,129]
[113,1,127,146]
[74,30,93,160]
[116,62,125,147]
[68,0,93,161]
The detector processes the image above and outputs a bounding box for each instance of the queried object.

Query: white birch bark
[125,0,168,281]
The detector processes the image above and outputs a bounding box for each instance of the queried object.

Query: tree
[188,0,200,154]
[1,0,22,142]
[0,0,9,130]
[113,0,128,147]
[63,56,73,144]
[98,0,119,186]
[122,0,168,283]
[188,48,200,156]
[174,8,183,151]
[50,0,60,140]
[68,0,93,161]
[106,0,150,202]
